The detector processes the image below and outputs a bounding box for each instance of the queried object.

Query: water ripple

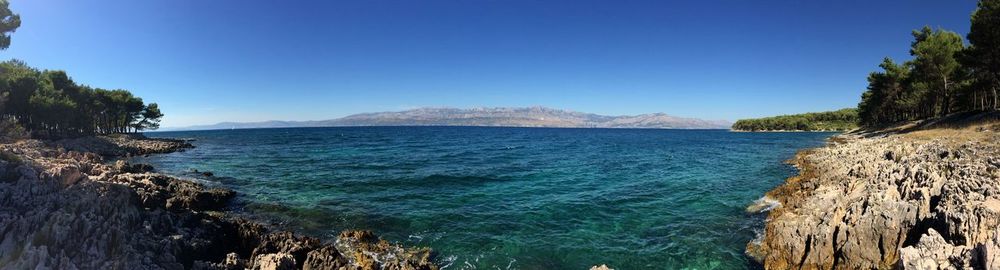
[138,127,832,270]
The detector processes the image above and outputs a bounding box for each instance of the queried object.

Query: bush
[0,118,27,142]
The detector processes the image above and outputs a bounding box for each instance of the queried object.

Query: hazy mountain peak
[164,107,730,131]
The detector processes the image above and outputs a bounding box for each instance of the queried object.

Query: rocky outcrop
[52,134,193,157]
[899,228,977,269]
[589,264,614,270]
[748,132,1000,269]
[104,171,236,211]
[0,136,437,269]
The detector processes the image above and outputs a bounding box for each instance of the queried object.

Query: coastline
[729,129,848,133]
[0,134,437,269]
[746,119,1000,268]
[12,124,999,269]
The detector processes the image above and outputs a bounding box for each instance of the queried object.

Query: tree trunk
[942,77,950,116]
[993,85,999,110]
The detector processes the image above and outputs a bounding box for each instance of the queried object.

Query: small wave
[746,226,767,261]
[414,174,504,187]
[172,174,222,186]
[746,196,781,213]
[505,258,517,270]
[439,255,457,269]
[408,234,424,242]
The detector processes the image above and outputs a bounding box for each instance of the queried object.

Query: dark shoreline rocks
[0,135,438,270]
[747,129,1000,269]
[52,134,194,157]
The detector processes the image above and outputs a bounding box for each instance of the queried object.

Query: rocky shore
[0,135,437,269]
[747,121,1000,269]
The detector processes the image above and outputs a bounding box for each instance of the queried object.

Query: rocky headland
[747,116,1000,269]
[0,134,437,269]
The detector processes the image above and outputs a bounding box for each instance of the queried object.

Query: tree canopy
[909,27,965,116]
[0,0,19,50]
[962,0,1000,112]
[857,0,1000,127]
[732,108,859,132]
[0,60,164,137]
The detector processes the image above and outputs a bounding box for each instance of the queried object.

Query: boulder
[252,253,296,270]
[113,160,155,173]
[899,228,974,269]
[44,163,84,186]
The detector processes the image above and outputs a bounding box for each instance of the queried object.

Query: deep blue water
[137,127,832,269]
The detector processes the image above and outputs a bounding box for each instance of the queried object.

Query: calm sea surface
[137,127,832,269]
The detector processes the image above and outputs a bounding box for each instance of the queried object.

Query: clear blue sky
[3,0,978,127]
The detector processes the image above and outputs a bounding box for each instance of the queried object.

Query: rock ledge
[0,136,437,270]
[748,131,1000,269]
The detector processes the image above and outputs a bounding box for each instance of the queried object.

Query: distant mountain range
[161,107,731,131]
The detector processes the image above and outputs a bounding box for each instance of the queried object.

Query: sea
[135,127,833,270]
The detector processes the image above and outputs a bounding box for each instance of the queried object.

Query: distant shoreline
[160,106,732,131]
[731,109,859,132]
[153,125,734,132]
[728,129,847,133]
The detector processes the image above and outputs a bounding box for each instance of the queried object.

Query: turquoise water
[138,127,832,269]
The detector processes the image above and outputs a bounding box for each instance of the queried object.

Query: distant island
[165,107,732,131]
[730,108,859,132]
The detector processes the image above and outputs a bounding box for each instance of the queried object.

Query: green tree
[858,58,910,126]
[908,26,966,116]
[732,109,859,131]
[135,103,163,131]
[0,60,165,137]
[0,0,19,50]
[962,0,1000,110]
[1,60,40,124]
[29,85,77,135]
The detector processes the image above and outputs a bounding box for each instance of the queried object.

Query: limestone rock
[114,160,155,173]
[252,253,296,270]
[303,246,348,270]
[749,132,1000,269]
[53,134,192,156]
[899,228,974,269]
[981,230,1000,269]
[337,230,437,270]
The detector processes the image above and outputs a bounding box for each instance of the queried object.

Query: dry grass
[901,121,1000,145]
[852,111,1000,145]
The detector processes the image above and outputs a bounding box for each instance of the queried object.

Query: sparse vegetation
[0,118,26,142]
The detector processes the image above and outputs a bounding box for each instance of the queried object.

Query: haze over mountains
[164,107,731,131]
